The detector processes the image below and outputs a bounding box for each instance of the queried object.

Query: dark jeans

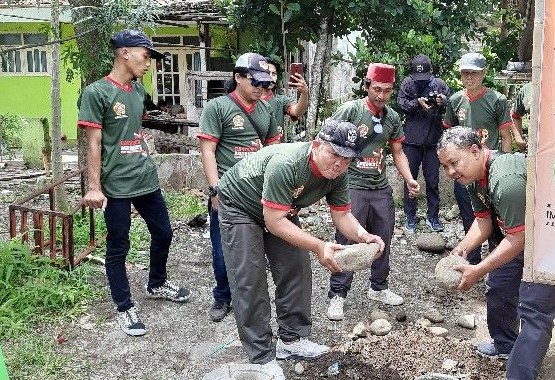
[104,188,172,312]
[329,187,395,297]
[507,282,555,380]
[208,198,231,303]
[485,253,523,354]
[402,144,440,219]
[454,181,481,264]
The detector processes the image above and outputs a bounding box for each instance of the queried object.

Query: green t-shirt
[262,92,295,135]
[77,77,159,198]
[219,142,351,226]
[467,151,526,235]
[198,92,281,177]
[443,87,512,150]
[511,82,532,118]
[330,99,404,190]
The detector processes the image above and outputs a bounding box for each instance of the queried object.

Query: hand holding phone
[289,63,303,83]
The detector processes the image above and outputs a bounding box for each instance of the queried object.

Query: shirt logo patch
[232,114,245,129]
[356,148,384,173]
[358,124,369,138]
[457,108,467,121]
[292,186,304,199]
[113,102,128,119]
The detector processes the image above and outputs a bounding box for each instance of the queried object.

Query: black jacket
[397,75,450,147]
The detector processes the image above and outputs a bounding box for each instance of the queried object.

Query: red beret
[366,63,396,83]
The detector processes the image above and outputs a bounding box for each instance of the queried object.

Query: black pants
[104,189,172,312]
[402,144,440,219]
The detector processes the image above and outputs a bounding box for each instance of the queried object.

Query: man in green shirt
[443,53,513,265]
[261,57,309,139]
[216,120,384,379]
[198,52,281,322]
[510,82,532,152]
[79,30,190,337]
[326,63,420,321]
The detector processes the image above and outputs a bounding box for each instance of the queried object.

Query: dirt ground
[1,173,554,380]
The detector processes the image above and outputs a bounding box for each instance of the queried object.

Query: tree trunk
[51,0,70,210]
[518,0,534,61]
[68,0,106,191]
[305,17,329,139]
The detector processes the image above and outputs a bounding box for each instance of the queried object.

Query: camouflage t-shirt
[443,87,512,150]
[330,99,404,190]
[262,92,296,136]
[219,142,351,226]
[77,76,159,198]
[467,150,526,235]
[511,82,532,119]
[198,92,281,177]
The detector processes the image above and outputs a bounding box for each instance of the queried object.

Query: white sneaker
[276,337,329,360]
[327,295,345,321]
[226,359,285,380]
[117,306,147,336]
[367,288,404,306]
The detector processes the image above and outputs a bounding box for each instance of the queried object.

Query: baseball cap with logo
[459,53,486,71]
[318,120,361,159]
[110,30,165,60]
[411,54,432,81]
[235,53,273,82]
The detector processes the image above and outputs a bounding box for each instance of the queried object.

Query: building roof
[0,0,224,23]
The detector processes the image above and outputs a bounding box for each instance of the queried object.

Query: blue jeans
[453,181,481,264]
[209,198,231,303]
[104,189,172,312]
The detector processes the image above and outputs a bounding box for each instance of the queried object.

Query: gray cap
[235,53,272,82]
[459,53,486,71]
[318,120,361,159]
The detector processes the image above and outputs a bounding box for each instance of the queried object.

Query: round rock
[429,326,449,337]
[369,319,392,336]
[370,310,389,322]
[335,243,381,272]
[456,314,476,329]
[424,309,445,323]
[416,233,446,252]
[202,364,272,380]
[435,255,468,289]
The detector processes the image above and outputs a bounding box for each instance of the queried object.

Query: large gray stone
[435,255,468,289]
[416,233,446,252]
[152,153,207,190]
[334,243,381,272]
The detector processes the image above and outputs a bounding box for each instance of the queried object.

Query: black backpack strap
[227,94,266,142]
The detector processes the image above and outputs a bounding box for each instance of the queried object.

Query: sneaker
[367,288,404,306]
[210,301,232,322]
[476,342,510,360]
[327,295,345,321]
[227,359,285,380]
[117,306,146,336]
[426,217,444,232]
[145,279,191,302]
[276,337,329,360]
[405,215,417,234]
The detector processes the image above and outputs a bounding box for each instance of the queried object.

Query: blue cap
[459,53,486,71]
[235,53,273,82]
[110,30,165,60]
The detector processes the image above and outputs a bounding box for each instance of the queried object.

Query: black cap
[110,30,165,60]
[318,120,361,159]
[411,54,432,81]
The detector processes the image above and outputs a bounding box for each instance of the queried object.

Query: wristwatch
[208,185,219,197]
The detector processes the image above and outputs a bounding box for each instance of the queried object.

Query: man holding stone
[217,120,384,379]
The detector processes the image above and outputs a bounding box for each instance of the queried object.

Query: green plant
[0,241,101,339]
[3,334,68,380]
[163,189,206,220]
[19,118,45,169]
[0,114,24,158]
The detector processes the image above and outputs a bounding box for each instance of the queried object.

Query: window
[0,33,49,75]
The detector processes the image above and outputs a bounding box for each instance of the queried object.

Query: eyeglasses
[250,78,272,88]
[372,115,383,134]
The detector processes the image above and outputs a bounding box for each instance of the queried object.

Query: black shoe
[210,301,232,322]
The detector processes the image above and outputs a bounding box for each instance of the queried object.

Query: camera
[425,91,439,108]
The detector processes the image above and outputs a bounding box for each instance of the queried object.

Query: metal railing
[8,167,103,267]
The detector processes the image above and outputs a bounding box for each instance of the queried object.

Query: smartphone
[289,63,303,83]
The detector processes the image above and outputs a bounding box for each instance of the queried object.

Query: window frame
[0,32,50,76]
